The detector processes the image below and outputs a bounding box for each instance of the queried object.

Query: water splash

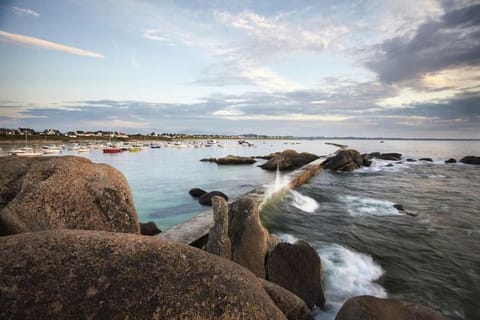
[263,164,291,201]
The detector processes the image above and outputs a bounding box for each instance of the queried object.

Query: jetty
[159,159,323,246]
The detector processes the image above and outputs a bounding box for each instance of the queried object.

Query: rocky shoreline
[2,151,476,319]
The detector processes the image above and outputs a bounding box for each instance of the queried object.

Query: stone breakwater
[0,155,449,320]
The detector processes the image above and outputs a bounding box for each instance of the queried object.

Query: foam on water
[263,165,291,200]
[341,195,402,217]
[290,190,319,213]
[316,243,387,320]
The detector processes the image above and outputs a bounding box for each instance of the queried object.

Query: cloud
[11,6,40,17]
[364,3,480,84]
[0,30,105,58]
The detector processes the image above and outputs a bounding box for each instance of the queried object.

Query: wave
[316,243,387,320]
[290,190,319,213]
[340,195,402,217]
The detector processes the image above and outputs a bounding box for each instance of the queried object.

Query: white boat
[77,147,91,153]
[217,143,228,148]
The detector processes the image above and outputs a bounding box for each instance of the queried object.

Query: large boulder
[216,156,257,165]
[198,191,229,206]
[0,230,286,320]
[0,156,139,235]
[228,197,270,278]
[260,279,313,320]
[335,295,446,320]
[206,196,232,259]
[266,241,325,309]
[260,150,319,171]
[460,156,480,165]
[322,149,364,172]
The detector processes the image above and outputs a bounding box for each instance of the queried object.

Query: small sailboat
[10,131,42,156]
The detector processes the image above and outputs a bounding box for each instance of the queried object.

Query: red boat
[102,148,122,153]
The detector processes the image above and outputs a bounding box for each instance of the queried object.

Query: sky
[0,0,479,138]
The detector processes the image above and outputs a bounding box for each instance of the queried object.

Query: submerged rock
[0,230,287,320]
[260,150,319,171]
[369,153,402,161]
[0,156,139,235]
[445,158,457,164]
[229,197,270,278]
[335,295,446,320]
[198,191,229,206]
[139,221,162,236]
[419,158,433,162]
[393,204,404,211]
[266,240,325,309]
[322,149,364,172]
[260,279,313,320]
[460,156,480,165]
[188,188,207,197]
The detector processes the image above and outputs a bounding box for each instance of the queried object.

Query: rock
[0,156,139,236]
[260,150,319,171]
[189,188,207,197]
[206,196,231,259]
[369,153,402,161]
[361,153,372,167]
[260,279,313,320]
[322,149,364,172]
[419,158,433,162]
[445,158,457,164]
[0,230,286,320]
[228,197,270,278]
[200,158,216,162]
[393,204,404,211]
[386,163,394,167]
[335,295,446,320]
[266,240,325,309]
[460,156,480,165]
[255,153,279,160]
[198,191,229,206]
[406,159,417,162]
[139,221,161,236]
[216,156,257,165]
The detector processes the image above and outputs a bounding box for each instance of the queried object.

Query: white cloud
[0,30,105,59]
[11,6,40,17]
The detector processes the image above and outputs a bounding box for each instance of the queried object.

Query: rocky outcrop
[189,187,207,197]
[260,150,319,171]
[322,149,364,172]
[260,279,313,320]
[216,156,257,165]
[0,229,287,320]
[335,296,446,320]
[419,158,433,162]
[266,240,325,309]
[0,156,139,236]
[369,152,402,161]
[198,191,229,206]
[206,196,231,259]
[139,221,162,235]
[229,197,270,278]
[445,158,456,164]
[200,156,256,164]
[460,156,480,165]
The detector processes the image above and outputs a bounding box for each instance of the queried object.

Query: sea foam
[290,190,319,213]
[341,195,401,217]
[316,243,387,320]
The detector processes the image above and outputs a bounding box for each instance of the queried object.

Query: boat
[217,143,228,148]
[42,145,62,154]
[77,147,91,153]
[103,147,122,153]
[10,131,42,156]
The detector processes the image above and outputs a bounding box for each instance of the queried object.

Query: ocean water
[1,139,479,319]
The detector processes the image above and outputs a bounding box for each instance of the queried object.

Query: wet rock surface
[260,150,319,171]
[198,191,229,206]
[139,221,162,235]
[322,149,364,172]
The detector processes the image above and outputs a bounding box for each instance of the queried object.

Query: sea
[1,139,479,320]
